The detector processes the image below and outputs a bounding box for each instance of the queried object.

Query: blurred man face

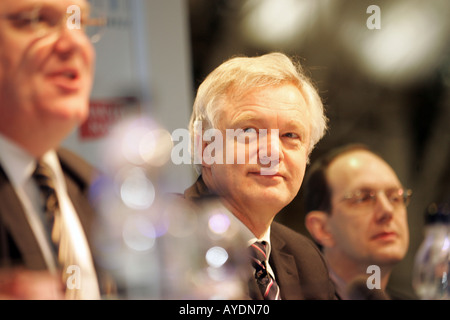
[0,0,95,132]
[202,83,312,231]
[325,150,410,267]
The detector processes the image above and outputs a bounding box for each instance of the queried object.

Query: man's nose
[258,129,283,165]
[374,192,395,223]
[53,25,90,57]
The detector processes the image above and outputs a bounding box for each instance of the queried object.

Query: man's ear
[200,139,212,169]
[193,127,212,169]
[304,210,335,248]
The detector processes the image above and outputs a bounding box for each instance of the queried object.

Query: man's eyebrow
[230,113,259,126]
[2,4,35,15]
[230,112,309,131]
[285,117,307,128]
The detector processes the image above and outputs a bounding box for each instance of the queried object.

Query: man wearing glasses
[304,144,411,299]
[0,0,105,299]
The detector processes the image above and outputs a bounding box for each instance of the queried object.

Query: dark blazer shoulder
[270,221,337,300]
[271,221,325,258]
[57,147,99,188]
[271,221,313,245]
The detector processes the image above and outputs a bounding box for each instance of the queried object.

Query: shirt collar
[0,134,61,188]
[220,206,272,258]
[248,226,272,261]
[0,134,36,188]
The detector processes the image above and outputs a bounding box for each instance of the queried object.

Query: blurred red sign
[79,97,139,140]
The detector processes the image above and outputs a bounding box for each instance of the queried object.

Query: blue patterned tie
[249,241,281,300]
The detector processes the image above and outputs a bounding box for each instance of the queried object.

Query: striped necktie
[249,241,281,300]
[32,160,82,299]
[32,160,61,257]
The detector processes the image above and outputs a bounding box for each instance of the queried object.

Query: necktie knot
[249,241,281,300]
[250,241,268,275]
[33,161,59,214]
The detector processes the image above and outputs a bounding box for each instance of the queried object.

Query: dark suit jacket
[0,148,98,270]
[183,176,337,300]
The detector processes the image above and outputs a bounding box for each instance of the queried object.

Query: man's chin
[251,191,291,211]
[374,250,407,266]
[42,98,89,122]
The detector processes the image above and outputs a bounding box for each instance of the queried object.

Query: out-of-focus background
[64,0,450,299]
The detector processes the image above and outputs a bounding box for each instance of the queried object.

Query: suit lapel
[0,166,47,269]
[270,228,301,299]
[57,150,96,250]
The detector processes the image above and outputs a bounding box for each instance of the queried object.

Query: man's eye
[9,15,34,28]
[243,127,257,134]
[388,194,402,203]
[360,193,374,202]
[8,10,58,30]
[37,12,60,28]
[283,132,299,139]
[354,192,373,203]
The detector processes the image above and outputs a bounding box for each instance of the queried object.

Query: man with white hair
[183,52,337,299]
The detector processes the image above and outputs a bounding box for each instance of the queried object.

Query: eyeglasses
[341,188,413,208]
[0,5,107,43]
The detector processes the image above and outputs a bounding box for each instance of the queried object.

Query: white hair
[189,52,328,174]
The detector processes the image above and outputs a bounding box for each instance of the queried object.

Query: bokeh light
[205,246,229,268]
[118,167,155,210]
[122,214,156,252]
